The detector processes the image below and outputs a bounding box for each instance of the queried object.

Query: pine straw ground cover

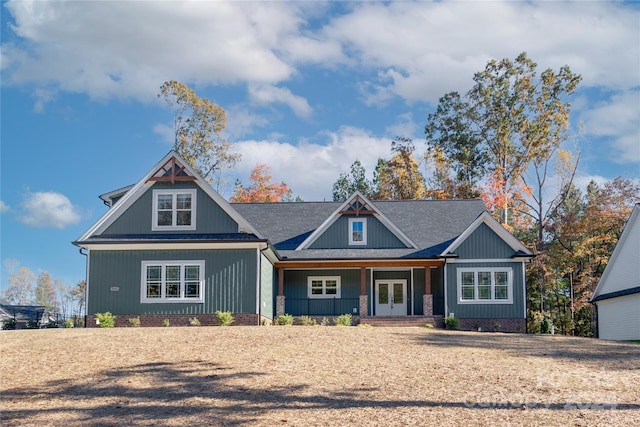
[1,327,639,426]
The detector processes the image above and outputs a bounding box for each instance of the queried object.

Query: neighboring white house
[590,203,640,340]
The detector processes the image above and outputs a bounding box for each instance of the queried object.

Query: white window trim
[456,267,513,304]
[307,276,341,299]
[140,260,205,303]
[152,189,197,231]
[348,217,367,246]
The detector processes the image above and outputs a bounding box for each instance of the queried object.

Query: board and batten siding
[102,182,239,235]
[260,254,274,320]
[453,223,516,259]
[597,293,640,340]
[309,215,407,249]
[87,249,258,315]
[445,261,525,319]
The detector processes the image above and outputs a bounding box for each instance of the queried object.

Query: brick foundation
[455,318,526,333]
[86,313,265,328]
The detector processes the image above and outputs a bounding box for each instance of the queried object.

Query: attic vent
[147,156,197,184]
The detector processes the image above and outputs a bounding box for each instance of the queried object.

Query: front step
[360,315,443,328]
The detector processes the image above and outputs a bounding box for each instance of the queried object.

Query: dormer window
[349,217,367,245]
[152,189,196,231]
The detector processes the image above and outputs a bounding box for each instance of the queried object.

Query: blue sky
[1,1,639,291]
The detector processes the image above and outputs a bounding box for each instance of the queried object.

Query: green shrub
[189,317,201,326]
[333,313,352,327]
[128,317,141,327]
[162,319,170,327]
[445,315,459,330]
[274,313,294,326]
[541,317,551,334]
[320,317,330,326]
[215,310,235,326]
[424,323,434,329]
[63,319,75,328]
[2,319,16,330]
[299,315,317,326]
[95,312,116,328]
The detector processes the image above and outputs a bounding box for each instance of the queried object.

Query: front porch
[274,261,445,319]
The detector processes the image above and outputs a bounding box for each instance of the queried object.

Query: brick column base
[359,295,368,316]
[276,295,286,316]
[423,294,433,316]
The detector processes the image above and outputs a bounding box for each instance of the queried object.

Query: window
[457,268,513,304]
[348,218,367,245]
[141,261,204,303]
[152,189,196,230]
[307,276,341,298]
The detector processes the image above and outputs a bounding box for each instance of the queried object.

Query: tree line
[2,259,86,325]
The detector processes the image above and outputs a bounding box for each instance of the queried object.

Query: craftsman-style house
[74,151,532,331]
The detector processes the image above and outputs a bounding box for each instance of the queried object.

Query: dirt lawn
[1,326,638,426]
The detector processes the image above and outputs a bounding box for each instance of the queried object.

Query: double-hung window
[152,189,196,231]
[308,276,341,298]
[348,218,367,245]
[141,261,204,303]
[457,268,513,304]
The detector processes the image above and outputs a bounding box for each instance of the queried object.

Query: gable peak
[340,193,376,216]
[147,154,197,184]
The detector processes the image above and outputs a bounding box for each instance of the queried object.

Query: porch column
[423,266,433,316]
[359,267,368,316]
[276,267,285,316]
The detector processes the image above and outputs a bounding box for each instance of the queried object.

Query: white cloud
[324,1,639,103]
[0,200,10,213]
[580,90,640,163]
[233,126,392,200]
[248,84,313,119]
[152,123,174,146]
[18,191,82,229]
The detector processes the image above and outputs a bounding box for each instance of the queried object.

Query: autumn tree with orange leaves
[231,164,293,203]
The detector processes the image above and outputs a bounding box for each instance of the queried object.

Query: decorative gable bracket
[147,156,197,184]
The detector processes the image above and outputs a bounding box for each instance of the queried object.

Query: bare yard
[1,326,639,426]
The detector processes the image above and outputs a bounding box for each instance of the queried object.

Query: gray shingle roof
[232,199,487,260]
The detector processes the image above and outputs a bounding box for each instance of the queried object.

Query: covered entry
[375,280,407,316]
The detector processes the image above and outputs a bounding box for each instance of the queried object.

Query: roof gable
[591,204,640,302]
[295,192,419,250]
[440,211,532,258]
[75,151,261,243]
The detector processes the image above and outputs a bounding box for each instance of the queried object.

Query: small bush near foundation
[299,315,317,326]
[162,319,170,327]
[63,319,74,328]
[189,317,201,326]
[95,312,116,328]
[3,319,16,330]
[215,310,234,326]
[424,323,434,329]
[128,317,141,327]
[445,315,459,330]
[320,317,330,326]
[274,313,294,326]
[494,322,501,332]
[334,313,352,326]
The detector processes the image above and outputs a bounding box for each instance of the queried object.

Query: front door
[375,280,407,316]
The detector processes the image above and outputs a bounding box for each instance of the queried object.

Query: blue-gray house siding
[88,249,258,315]
[310,215,407,249]
[103,182,239,236]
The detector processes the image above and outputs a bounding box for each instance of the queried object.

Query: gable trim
[440,211,532,257]
[590,204,640,302]
[592,286,640,303]
[75,151,263,243]
[295,192,419,250]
